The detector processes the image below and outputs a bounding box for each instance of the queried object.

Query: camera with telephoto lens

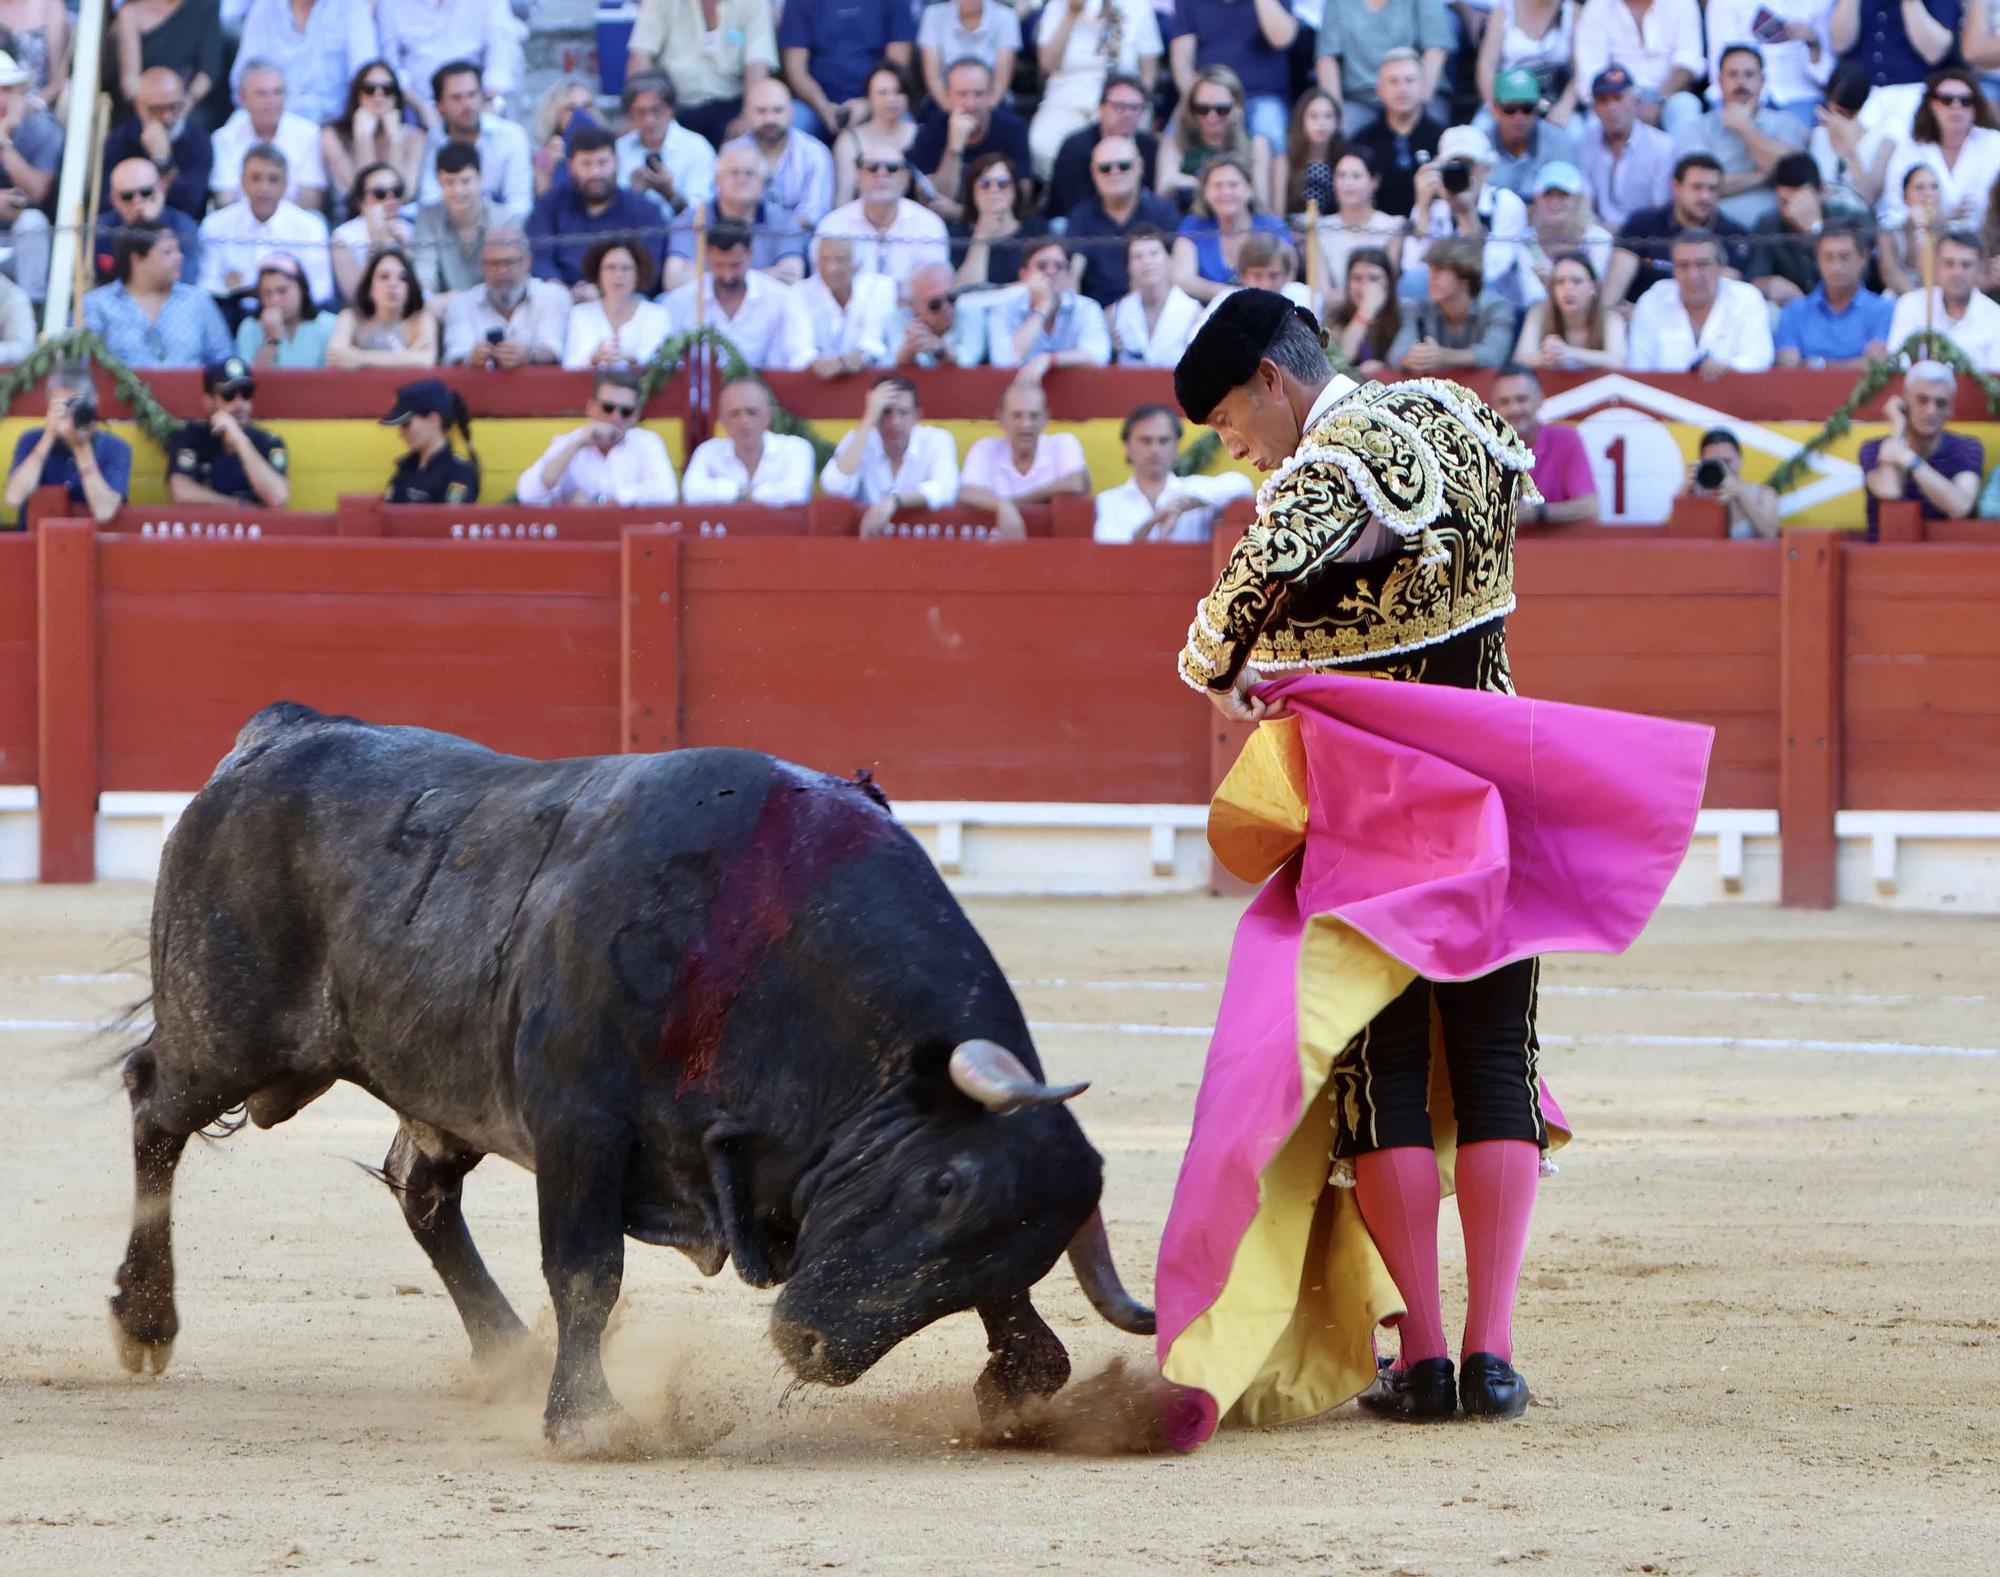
[1695,458,1727,491]
[1440,160,1473,195]
[66,394,97,430]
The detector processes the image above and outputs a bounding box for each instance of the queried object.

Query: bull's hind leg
[381,1120,530,1363]
[109,1042,256,1374]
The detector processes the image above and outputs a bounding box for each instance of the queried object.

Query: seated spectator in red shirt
[1489,363,1600,529]
[909,56,1031,221]
[1859,362,1984,541]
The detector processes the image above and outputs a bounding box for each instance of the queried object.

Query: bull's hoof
[974,1335,1072,1423]
[544,1406,634,1460]
[108,1304,175,1376]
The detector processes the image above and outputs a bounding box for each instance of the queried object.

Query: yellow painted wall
[5,412,1971,529]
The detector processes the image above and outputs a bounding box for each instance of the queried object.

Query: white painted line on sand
[11,972,145,985]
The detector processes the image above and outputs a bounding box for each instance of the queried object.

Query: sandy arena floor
[1,885,1996,1574]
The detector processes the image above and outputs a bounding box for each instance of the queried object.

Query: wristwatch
[1904,451,1923,475]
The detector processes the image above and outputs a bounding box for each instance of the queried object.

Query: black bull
[109,704,1153,1450]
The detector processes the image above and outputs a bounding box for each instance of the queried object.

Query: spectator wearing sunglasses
[1486,68,1578,203]
[516,369,679,507]
[1065,134,1181,308]
[100,66,211,222]
[166,357,291,507]
[950,153,1048,289]
[814,148,950,286]
[198,143,336,306]
[233,0,381,126]
[1046,71,1161,218]
[323,61,427,221]
[95,155,202,285]
[330,161,415,304]
[887,260,988,366]
[1879,67,2000,231]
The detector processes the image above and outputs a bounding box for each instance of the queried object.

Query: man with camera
[165,358,291,508]
[1681,426,1781,540]
[1408,125,1537,311]
[4,364,131,526]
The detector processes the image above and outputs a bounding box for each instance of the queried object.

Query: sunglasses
[1497,102,1537,115]
[1192,101,1233,118]
[923,295,949,312]
[360,80,398,96]
[861,159,906,174]
[1934,91,1977,107]
[114,185,158,201]
[1094,159,1135,173]
[217,382,256,398]
[597,400,639,418]
[975,173,1013,188]
[366,184,405,201]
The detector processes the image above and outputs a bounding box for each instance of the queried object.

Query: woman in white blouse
[1029,0,1164,178]
[1110,226,1201,365]
[561,240,673,371]
[1878,66,2000,230]
[326,248,439,367]
[1312,148,1406,312]
[1475,0,1580,128]
[330,163,414,305]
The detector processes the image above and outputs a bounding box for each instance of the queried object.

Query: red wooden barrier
[806,497,1053,538]
[1842,544,2000,812]
[104,503,338,537]
[37,521,96,882]
[357,498,811,540]
[1779,532,1843,907]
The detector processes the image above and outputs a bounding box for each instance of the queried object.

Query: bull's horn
[948,1039,1088,1113]
[1068,1208,1155,1335]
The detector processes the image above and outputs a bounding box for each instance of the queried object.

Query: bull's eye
[932,1170,958,1199]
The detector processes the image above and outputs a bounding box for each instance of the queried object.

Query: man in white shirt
[210,61,329,211]
[956,382,1091,538]
[381,0,522,114]
[516,371,678,505]
[1573,0,1707,139]
[197,145,335,305]
[441,226,570,365]
[887,261,988,367]
[661,222,816,370]
[1628,230,1776,372]
[813,153,950,287]
[419,61,533,220]
[725,78,835,228]
[988,238,1113,375]
[1886,229,2000,368]
[682,378,817,505]
[616,71,716,221]
[819,373,961,535]
[1093,402,1254,543]
[799,234,899,375]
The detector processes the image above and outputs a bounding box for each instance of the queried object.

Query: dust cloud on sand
[4,887,1999,1573]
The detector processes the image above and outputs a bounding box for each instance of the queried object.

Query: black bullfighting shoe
[1459,1353,1531,1419]
[1358,1355,1458,1422]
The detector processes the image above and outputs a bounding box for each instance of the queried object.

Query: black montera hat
[1174,288,1320,425]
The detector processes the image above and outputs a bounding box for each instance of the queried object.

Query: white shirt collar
[1303,372,1359,432]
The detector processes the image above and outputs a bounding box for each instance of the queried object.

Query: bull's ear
[948,1040,1088,1114]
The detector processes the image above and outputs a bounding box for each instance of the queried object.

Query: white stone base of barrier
[0,794,1988,910]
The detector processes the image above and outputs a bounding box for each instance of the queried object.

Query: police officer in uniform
[380,379,482,504]
[166,359,291,506]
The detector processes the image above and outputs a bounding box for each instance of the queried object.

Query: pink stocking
[1354,1146,1447,1367]
[1456,1139,1541,1361]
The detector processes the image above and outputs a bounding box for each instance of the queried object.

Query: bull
[109,704,1153,1451]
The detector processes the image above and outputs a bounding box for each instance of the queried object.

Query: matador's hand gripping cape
[1154,353,1713,1450]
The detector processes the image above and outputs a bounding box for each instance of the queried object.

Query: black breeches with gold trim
[1331,958,1546,1156]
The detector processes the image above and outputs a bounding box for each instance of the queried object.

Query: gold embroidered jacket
[1178,377,1539,696]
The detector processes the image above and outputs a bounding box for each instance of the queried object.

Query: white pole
[43,0,112,337]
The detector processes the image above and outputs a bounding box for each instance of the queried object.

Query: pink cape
[1154,673,1713,1449]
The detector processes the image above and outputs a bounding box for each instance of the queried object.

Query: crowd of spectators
[9,0,2000,531]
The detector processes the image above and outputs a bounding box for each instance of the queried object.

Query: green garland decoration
[0,329,182,448]
[1767,330,2000,494]
[634,325,836,469]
